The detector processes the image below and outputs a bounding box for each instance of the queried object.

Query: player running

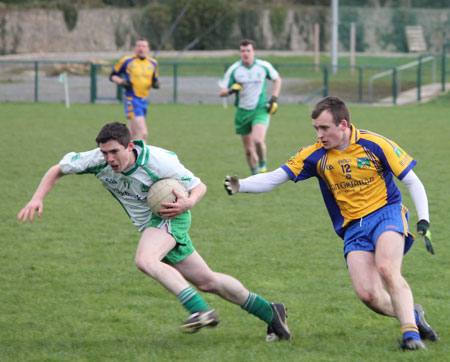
[110,39,159,142]
[18,122,291,341]
[219,39,281,175]
[225,96,439,350]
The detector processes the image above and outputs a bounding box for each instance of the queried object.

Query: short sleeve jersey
[281,125,416,238]
[59,140,200,232]
[112,55,158,98]
[218,58,279,110]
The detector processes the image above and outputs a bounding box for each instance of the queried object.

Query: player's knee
[131,129,147,142]
[253,137,264,147]
[355,287,377,306]
[135,255,158,276]
[245,148,254,158]
[377,264,399,289]
[139,128,148,141]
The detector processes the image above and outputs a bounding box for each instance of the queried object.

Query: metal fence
[0,52,448,106]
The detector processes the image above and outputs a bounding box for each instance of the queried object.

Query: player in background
[110,39,159,142]
[219,39,281,175]
[224,96,439,350]
[18,122,291,341]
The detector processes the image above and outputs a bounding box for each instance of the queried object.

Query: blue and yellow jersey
[112,55,158,98]
[281,124,416,238]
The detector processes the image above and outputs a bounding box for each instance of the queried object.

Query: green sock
[251,167,259,175]
[258,160,267,169]
[241,292,273,324]
[177,286,210,314]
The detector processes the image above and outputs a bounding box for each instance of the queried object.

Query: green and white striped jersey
[59,140,200,232]
[219,58,279,110]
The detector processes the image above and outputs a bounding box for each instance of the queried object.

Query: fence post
[117,83,123,101]
[34,61,39,103]
[442,43,449,92]
[392,67,397,105]
[323,66,328,97]
[90,63,97,103]
[358,66,363,102]
[173,63,178,103]
[417,55,423,102]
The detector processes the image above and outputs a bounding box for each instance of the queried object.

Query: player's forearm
[239,167,289,193]
[401,170,429,222]
[271,77,281,98]
[32,165,65,202]
[219,88,230,97]
[110,74,125,85]
[187,182,207,208]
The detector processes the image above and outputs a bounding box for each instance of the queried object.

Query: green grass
[1,102,449,361]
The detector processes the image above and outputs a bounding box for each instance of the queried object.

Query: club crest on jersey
[394,147,403,157]
[357,157,370,168]
[71,153,81,162]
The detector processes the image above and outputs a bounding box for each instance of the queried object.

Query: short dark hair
[95,122,131,147]
[240,39,256,49]
[135,38,149,45]
[311,96,351,126]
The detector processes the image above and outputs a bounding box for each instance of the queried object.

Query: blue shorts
[343,203,415,258]
[124,96,148,118]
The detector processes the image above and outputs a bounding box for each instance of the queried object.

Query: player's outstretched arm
[225,168,290,195]
[17,164,65,223]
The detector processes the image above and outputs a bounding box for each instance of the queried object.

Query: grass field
[1,100,449,361]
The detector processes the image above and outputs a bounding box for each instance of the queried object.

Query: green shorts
[235,107,270,135]
[146,211,195,265]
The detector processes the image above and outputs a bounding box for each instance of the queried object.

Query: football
[147,178,188,218]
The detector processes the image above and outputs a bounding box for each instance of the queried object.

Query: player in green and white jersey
[219,39,282,175]
[18,122,291,341]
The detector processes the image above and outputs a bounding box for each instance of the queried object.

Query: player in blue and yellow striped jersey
[224,96,439,350]
[110,39,159,142]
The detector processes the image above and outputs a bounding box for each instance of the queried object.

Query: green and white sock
[177,286,210,314]
[241,292,273,324]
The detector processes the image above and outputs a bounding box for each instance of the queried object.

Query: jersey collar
[121,140,149,175]
[350,124,360,145]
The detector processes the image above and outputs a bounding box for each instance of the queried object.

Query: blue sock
[402,324,421,341]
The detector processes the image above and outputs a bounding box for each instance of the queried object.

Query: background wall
[0,6,449,55]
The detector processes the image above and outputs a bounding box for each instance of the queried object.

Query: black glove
[228,83,243,94]
[152,80,160,89]
[417,219,434,255]
[122,80,132,91]
[265,96,278,115]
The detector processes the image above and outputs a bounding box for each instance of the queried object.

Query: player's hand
[159,189,191,219]
[152,80,160,89]
[122,80,132,91]
[17,199,43,223]
[224,174,239,195]
[266,96,278,115]
[417,219,434,254]
[228,83,243,94]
